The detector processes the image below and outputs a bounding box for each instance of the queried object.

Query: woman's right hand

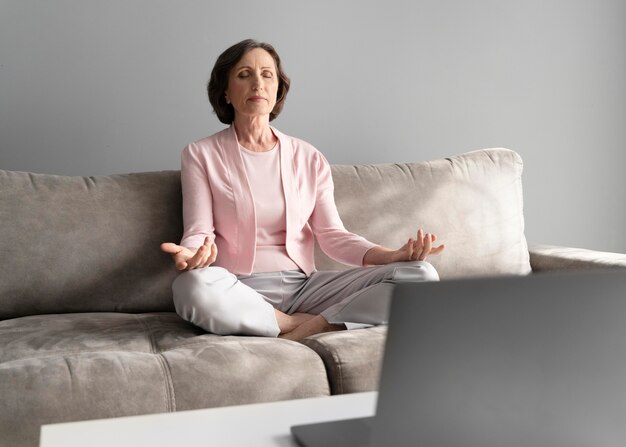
[160,237,218,271]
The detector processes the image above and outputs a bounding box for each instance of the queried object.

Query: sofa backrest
[0,170,182,320]
[316,148,531,278]
[0,148,530,320]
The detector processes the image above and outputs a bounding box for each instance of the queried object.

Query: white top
[240,142,300,273]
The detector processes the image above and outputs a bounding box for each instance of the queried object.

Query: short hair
[208,39,291,124]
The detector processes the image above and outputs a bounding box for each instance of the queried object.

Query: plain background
[1,0,625,253]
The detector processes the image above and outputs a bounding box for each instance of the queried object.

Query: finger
[430,244,445,255]
[200,241,218,268]
[414,243,428,261]
[187,245,207,269]
[197,237,214,268]
[197,245,212,268]
[197,249,212,269]
[416,228,424,244]
[173,252,188,270]
[199,243,217,268]
[420,233,432,260]
[160,242,182,254]
[161,242,188,270]
[413,229,425,259]
[416,229,425,249]
[406,238,414,261]
[207,242,218,265]
[409,240,422,261]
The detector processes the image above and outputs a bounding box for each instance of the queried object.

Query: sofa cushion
[315,148,531,278]
[1,351,173,447]
[0,170,184,320]
[529,244,626,272]
[0,312,330,446]
[301,326,387,395]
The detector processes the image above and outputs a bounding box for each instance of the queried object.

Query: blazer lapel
[220,125,256,273]
[273,127,300,244]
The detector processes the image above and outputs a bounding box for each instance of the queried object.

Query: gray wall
[1,0,625,253]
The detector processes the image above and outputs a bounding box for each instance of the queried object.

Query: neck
[233,115,276,152]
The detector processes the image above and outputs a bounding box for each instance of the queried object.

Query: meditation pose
[161,39,444,341]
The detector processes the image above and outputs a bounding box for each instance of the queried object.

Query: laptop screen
[372,269,626,447]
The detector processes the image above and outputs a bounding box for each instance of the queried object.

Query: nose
[251,73,263,90]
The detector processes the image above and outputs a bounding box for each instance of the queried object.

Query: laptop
[291,269,626,447]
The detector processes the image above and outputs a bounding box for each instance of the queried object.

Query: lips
[248,96,266,102]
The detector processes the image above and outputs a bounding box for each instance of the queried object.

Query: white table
[40,392,377,447]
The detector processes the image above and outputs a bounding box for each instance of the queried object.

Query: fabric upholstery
[529,244,626,271]
[316,148,531,278]
[301,326,387,395]
[0,312,329,446]
[0,170,183,320]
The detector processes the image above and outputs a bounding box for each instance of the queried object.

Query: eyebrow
[236,65,275,71]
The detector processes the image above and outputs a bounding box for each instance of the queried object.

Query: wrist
[363,246,396,266]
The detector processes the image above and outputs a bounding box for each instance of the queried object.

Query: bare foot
[290,312,317,326]
[274,310,316,334]
[278,315,345,342]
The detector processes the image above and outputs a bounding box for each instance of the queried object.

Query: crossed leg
[277,312,344,341]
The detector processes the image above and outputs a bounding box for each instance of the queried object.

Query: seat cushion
[301,326,388,395]
[315,148,531,278]
[0,312,330,447]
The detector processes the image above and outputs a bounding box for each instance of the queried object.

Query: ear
[225,91,230,104]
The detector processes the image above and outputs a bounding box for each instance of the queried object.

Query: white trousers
[172,261,439,337]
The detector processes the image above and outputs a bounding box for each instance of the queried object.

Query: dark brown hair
[208,39,291,124]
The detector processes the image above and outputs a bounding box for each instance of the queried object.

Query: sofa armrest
[529,244,626,272]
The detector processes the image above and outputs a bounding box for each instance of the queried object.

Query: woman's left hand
[390,229,445,262]
[363,229,446,266]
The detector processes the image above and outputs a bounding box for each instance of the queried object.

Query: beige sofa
[1,148,625,447]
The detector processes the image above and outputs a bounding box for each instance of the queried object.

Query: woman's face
[225,48,279,120]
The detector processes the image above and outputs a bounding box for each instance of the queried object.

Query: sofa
[1,148,625,447]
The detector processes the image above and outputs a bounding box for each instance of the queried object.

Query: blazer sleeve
[179,144,216,249]
[308,152,378,266]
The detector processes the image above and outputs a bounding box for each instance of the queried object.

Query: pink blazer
[180,125,377,276]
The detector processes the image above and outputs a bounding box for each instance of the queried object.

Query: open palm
[160,237,217,271]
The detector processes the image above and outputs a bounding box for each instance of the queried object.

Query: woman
[161,39,444,341]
